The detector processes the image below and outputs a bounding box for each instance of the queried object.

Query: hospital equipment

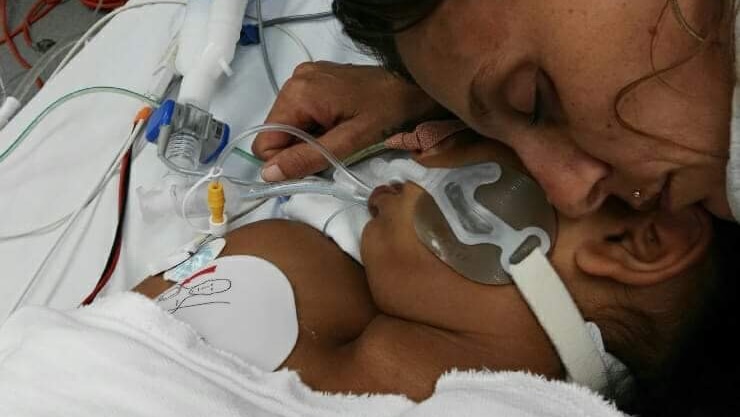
[143,0,364,233]
[9,109,153,314]
[370,158,556,285]
[0,0,342,306]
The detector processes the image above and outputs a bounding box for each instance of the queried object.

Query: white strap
[510,248,609,392]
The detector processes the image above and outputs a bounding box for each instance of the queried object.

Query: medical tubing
[234,147,263,166]
[343,141,388,167]
[0,212,69,242]
[0,86,157,165]
[49,0,188,81]
[1,125,145,242]
[215,123,372,194]
[181,169,218,234]
[10,121,145,314]
[0,63,6,100]
[323,203,363,235]
[13,39,77,102]
[237,179,368,204]
[273,25,314,62]
[245,11,334,27]
[181,176,365,233]
[162,124,372,190]
[256,0,280,95]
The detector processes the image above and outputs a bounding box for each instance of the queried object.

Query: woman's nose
[531,153,611,218]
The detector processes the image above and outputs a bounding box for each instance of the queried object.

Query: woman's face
[394,0,734,219]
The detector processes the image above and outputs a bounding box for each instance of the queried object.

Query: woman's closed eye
[503,64,551,127]
[528,85,544,126]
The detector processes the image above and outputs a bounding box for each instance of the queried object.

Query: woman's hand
[252,61,447,181]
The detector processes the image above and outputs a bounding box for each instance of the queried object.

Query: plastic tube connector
[208,180,227,236]
[209,214,228,237]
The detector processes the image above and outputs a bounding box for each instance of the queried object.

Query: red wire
[80,147,132,306]
[0,0,58,46]
[0,0,33,69]
[0,0,126,90]
[22,0,61,49]
[0,0,58,88]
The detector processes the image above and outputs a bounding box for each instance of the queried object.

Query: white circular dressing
[156,255,298,371]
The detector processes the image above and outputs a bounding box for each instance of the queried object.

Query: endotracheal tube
[165,123,373,236]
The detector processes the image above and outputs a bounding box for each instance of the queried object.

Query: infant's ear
[575,206,712,286]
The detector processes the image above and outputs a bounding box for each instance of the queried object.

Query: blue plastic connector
[145,99,176,143]
[239,24,260,46]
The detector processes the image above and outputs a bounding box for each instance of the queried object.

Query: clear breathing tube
[234,178,368,204]
[163,123,373,205]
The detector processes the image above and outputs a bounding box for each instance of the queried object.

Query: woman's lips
[368,183,403,217]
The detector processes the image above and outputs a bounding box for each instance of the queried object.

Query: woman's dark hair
[623,218,740,417]
[332,0,443,81]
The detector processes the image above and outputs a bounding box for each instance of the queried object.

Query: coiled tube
[165,131,202,171]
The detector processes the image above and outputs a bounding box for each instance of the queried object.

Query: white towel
[0,292,626,417]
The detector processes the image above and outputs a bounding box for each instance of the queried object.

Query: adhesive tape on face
[370,158,557,285]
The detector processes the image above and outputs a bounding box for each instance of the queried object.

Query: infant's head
[361,130,723,410]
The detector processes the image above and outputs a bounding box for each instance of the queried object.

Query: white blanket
[0,292,626,417]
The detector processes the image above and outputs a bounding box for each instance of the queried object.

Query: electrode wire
[10,119,145,315]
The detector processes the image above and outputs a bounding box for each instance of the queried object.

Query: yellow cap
[208,181,225,224]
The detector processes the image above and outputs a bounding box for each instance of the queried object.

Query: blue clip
[239,24,260,46]
[145,99,176,143]
[202,123,230,164]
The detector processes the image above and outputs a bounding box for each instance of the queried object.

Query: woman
[253,1,736,220]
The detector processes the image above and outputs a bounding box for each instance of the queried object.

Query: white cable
[0,62,7,101]
[0,132,132,242]
[0,215,70,242]
[228,198,269,224]
[49,0,187,80]
[14,39,77,103]
[0,42,174,241]
[8,121,145,315]
[273,24,314,62]
[322,203,362,236]
[93,0,105,16]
